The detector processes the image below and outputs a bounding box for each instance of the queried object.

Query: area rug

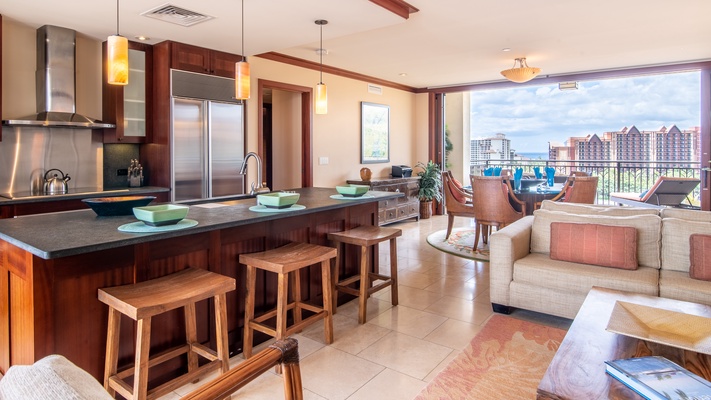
[426,228,490,262]
[416,315,566,400]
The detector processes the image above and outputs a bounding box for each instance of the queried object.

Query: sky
[469,71,701,154]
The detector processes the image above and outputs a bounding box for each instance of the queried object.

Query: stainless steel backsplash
[0,126,103,194]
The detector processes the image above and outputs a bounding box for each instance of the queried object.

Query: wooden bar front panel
[0,202,377,384]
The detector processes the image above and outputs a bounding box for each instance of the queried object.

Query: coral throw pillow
[690,234,711,281]
[550,222,638,270]
[449,178,467,203]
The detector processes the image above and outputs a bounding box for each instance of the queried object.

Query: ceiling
[3,0,711,89]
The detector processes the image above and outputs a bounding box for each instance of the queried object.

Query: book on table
[605,356,711,400]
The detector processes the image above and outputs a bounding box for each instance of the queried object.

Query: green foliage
[445,126,453,170]
[416,160,443,202]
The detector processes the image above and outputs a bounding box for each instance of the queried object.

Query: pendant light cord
[315,20,327,84]
[241,0,245,62]
[116,0,120,36]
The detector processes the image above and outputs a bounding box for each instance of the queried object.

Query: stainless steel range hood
[2,25,114,129]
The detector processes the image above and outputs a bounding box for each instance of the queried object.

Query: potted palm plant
[416,160,442,219]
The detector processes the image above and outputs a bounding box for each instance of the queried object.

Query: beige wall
[271,89,302,190]
[444,92,471,183]
[2,19,429,189]
[1,18,103,121]
[249,57,426,187]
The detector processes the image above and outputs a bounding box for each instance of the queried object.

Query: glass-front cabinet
[102,41,153,143]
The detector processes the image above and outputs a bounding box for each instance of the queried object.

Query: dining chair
[570,170,588,177]
[540,176,599,208]
[441,171,475,239]
[470,176,526,251]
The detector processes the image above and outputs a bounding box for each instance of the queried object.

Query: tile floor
[160,215,572,399]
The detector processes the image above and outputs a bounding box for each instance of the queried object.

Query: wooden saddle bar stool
[328,225,402,324]
[240,242,337,359]
[98,267,236,400]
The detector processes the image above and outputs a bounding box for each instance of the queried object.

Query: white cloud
[469,71,701,153]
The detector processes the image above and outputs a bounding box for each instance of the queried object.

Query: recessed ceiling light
[502,48,511,52]
[399,73,407,77]
[316,48,329,56]
[135,35,150,41]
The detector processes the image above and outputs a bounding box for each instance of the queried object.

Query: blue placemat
[249,204,306,213]
[329,194,375,200]
[118,219,198,233]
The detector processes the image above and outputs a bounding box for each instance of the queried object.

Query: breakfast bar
[0,187,402,382]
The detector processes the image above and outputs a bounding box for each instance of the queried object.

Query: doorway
[258,79,313,190]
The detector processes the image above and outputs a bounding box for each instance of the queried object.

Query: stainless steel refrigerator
[171,70,245,202]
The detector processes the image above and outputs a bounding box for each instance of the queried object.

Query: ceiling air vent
[141,4,214,27]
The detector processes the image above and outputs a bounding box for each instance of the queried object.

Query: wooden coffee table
[537,287,711,399]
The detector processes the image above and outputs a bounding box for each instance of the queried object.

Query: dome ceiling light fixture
[500,57,541,83]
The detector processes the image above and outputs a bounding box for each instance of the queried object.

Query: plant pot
[420,200,433,219]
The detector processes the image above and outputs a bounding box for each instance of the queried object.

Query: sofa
[489,200,711,319]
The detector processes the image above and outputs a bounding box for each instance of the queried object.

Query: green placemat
[249,204,306,212]
[329,194,374,200]
[118,219,198,233]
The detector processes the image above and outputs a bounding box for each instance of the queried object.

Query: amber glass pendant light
[235,0,250,100]
[314,19,328,115]
[107,0,128,85]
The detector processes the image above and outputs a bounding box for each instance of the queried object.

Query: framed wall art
[361,102,390,163]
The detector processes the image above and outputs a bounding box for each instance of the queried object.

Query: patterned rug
[416,315,566,399]
[426,228,490,262]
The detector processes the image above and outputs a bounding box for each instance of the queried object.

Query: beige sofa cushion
[531,209,662,269]
[659,269,711,306]
[660,208,711,222]
[513,253,659,296]
[0,355,112,400]
[661,218,711,273]
[540,200,660,216]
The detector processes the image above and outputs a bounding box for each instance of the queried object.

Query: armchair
[441,171,474,239]
[470,176,526,251]
[548,176,598,204]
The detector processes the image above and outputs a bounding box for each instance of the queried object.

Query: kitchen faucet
[239,152,271,195]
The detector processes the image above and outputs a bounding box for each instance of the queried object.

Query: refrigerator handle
[204,101,212,199]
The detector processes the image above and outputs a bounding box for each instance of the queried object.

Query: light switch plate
[319,157,329,165]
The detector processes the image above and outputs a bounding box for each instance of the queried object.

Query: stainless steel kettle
[43,168,71,194]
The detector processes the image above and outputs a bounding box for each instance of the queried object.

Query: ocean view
[518,152,548,160]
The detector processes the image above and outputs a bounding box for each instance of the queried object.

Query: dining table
[511,182,565,215]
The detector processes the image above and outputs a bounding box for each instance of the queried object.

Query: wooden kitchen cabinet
[102,41,153,143]
[347,177,420,225]
[169,42,241,78]
[143,40,243,190]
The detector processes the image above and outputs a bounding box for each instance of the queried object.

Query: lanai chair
[470,175,526,251]
[610,176,700,208]
[442,171,475,239]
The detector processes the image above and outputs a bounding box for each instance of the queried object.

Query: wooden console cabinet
[348,177,420,225]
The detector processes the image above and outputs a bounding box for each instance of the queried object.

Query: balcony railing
[472,159,701,205]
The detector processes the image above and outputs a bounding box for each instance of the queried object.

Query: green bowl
[132,204,189,226]
[257,192,300,209]
[336,185,370,197]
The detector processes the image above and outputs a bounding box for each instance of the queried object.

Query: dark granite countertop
[0,186,170,205]
[0,187,402,260]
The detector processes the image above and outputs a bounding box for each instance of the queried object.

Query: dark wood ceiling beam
[256,52,417,93]
[369,0,419,19]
